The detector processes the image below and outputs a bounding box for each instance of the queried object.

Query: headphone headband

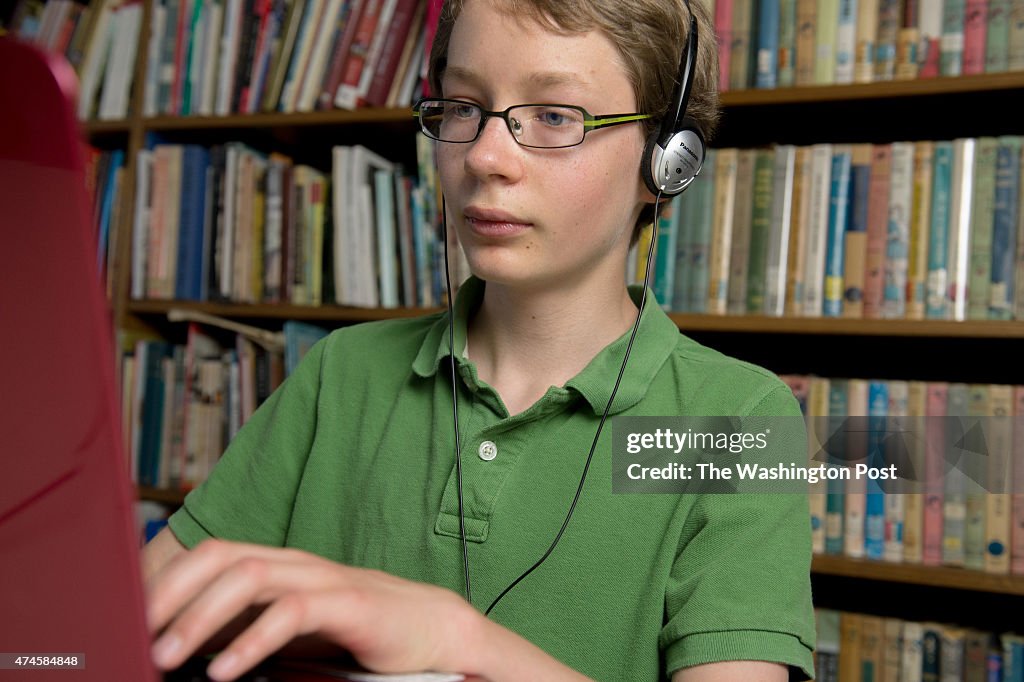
[641,0,705,197]
[656,13,699,149]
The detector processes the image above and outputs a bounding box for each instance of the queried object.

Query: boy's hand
[146,539,480,681]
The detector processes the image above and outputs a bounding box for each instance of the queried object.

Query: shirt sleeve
[661,384,817,681]
[167,334,330,549]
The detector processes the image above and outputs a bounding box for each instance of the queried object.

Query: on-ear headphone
[641,2,706,196]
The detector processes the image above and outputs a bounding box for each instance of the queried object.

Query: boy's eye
[537,109,569,126]
[451,103,479,119]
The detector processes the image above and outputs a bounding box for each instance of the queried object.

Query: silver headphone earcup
[646,128,705,196]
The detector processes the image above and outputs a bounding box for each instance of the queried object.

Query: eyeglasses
[412,98,652,149]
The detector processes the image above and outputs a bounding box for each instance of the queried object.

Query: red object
[0,37,485,682]
[0,37,158,682]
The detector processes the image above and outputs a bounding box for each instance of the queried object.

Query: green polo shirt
[168,277,815,681]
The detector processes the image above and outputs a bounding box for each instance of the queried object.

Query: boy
[144,0,816,680]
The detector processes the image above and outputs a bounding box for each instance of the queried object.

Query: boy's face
[437,0,650,292]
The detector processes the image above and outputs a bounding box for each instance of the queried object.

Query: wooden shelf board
[127,301,1024,336]
[720,71,1024,106]
[82,119,132,134]
[812,555,1024,596]
[669,314,1024,338]
[127,299,441,322]
[143,107,414,131]
[137,485,188,505]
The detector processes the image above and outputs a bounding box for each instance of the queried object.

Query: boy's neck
[465,273,640,415]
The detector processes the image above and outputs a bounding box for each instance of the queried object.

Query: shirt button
[478,441,498,461]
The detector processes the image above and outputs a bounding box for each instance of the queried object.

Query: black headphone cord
[483,188,665,616]
[440,189,666,616]
[442,196,473,606]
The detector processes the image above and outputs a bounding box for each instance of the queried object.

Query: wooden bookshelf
[95,1,1024,631]
[127,299,1024,338]
[812,555,1024,597]
[137,485,188,505]
[142,107,414,131]
[720,71,1024,106]
[83,119,132,135]
[127,299,438,322]
[669,315,1024,338]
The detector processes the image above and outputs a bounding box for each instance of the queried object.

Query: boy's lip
[464,206,532,225]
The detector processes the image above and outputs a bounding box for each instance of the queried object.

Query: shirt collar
[412,276,680,415]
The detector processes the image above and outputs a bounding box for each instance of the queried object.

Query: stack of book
[139,0,441,116]
[122,319,328,491]
[814,608,1024,682]
[710,0,1024,91]
[129,133,461,309]
[782,374,1024,575]
[8,0,145,119]
[642,140,1024,320]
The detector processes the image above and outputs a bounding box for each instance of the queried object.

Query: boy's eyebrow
[443,65,590,94]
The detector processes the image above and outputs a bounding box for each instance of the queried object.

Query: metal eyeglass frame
[412,98,653,149]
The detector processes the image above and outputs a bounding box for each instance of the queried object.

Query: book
[283,320,329,376]
[884,141,914,318]
[842,144,872,318]
[823,146,853,317]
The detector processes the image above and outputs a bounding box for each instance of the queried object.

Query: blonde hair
[427,0,721,236]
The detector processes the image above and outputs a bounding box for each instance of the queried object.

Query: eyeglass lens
[419,100,586,148]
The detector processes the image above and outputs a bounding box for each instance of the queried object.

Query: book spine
[941,0,966,75]
[990,136,1021,319]
[808,376,831,553]
[787,147,814,315]
[842,144,872,318]
[824,147,853,317]
[826,379,848,555]
[1013,386,1024,575]
[884,380,908,562]
[907,141,934,319]
[898,0,922,79]
[943,382,969,566]
[803,143,834,316]
[856,0,882,79]
[884,142,913,318]
[716,0,735,91]
[963,0,989,73]
[984,384,1013,574]
[926,141,954,319]
[816,0,841,83]
[708,148,738,315]
[920,0,944,74]
[1010,0,1024,68]
[865,144,891,318]
[835,0,860,82]
[865,379,889,560]
[730,0,755,89]
[747,149,776,312]
[948,138,976,320]
[845,378,869,558]
[728,149,756,314]
[986,0,1011,70]
[765,146,796,316]
[364,0,417,107]
[875,0,903,79]
[778,0,798,85]
[968,137,998,319]
[796,0,820,84]
[756,0,781,87]
[903,380,927,563]
[655,198,680,309]
[686,151,717,313]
